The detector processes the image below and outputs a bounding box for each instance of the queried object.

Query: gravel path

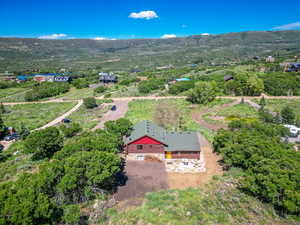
[34,100,83,131]
[92,99,130,130]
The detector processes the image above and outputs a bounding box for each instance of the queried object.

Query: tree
[0,115,6,138]
[281,106,295,124]
[104,118,133,136]
[187,81,217,104]
[94,86,107,94]
[18,123,30,140]
[259,96,266,108]
[83,97,98,109]
[62,205,81,225]
[60,123,82,138]
[24,127,63,160]
[0,103,6,114]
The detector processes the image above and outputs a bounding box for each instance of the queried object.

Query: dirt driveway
[114,161,168,201]
[92,99,130,130]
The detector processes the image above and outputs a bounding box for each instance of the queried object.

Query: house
[54,76,71,82]
[33,73,62,82]
[224,75,234,81]
[0,71,16,81]
[99,72,118,83]
[287,63,300,72]
[266,56,275,63]
[124,120,201,161]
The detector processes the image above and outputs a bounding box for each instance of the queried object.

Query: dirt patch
[114,161,168,201]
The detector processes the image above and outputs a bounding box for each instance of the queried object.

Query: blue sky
[0,0,299,39]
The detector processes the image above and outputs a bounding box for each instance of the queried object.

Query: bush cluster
[25,82,70,101]
[213,120,299,215]
[168,80,194,95]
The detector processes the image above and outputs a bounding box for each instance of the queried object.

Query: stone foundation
[165,159,206,173]
[126,153,164,161]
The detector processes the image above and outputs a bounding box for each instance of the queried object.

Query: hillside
[1,30,300,71]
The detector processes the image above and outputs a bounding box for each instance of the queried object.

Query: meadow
[2,102,77,130]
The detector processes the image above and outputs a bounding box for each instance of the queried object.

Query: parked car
[111,105,117,111]
[4,133,20,141]
[62,118,71,123]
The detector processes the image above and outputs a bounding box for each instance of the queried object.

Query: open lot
[2,102,77,130]
[114,161,169,201]
[0,88,29,102]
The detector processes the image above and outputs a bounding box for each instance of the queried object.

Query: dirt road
[191,99,240,131]
[34,100,83,131]
[92,99,130,130]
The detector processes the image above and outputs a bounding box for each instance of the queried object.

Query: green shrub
[83,97,97,109]
[24,127,63,160]
[169,80,194,95]
[60,123,82,138]
[71,78,89,89]
[94,86,107,94]
[25,82,70,101]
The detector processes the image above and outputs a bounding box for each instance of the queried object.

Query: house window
[137,155,144,160]
[137,145,143,150]
[183,162,189,166]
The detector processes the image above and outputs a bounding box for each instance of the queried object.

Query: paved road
[34,100,83,131]
[92,99,130,130]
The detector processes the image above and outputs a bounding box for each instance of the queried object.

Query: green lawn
[0,88,30,102]
[2,102,77,130]
[68,100,109,130]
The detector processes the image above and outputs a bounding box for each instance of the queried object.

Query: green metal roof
[125,120,200,152]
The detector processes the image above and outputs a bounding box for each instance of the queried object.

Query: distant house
[33,73,62,82]
[156,64,173,70]
[99,72,118,83]
[54,76,71,82]
[253,56,260,60]
[124,120,201,162]
[287,63,300,72]
[266,56,275,63]
[224,75,234,81]
[131,68,141,73]
[0,71,16,81]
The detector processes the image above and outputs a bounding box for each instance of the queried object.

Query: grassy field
[104,170,299,225]
[125,99,230,142]
[0,88,29,102]
[68,100,110,130]
[203,102,258,125]
[254,98,300,114]
[2,102,77,130]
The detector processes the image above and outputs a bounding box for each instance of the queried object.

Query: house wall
[126,144,165,154]
[170,151,200,160]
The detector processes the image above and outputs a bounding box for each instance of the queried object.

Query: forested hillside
[1,30,300,71]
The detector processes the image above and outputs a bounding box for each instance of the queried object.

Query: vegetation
[213,120,299,215]
[24,127,63,160]
[104,173,299,225]
[59,122,82,138]
[0,118,132,225]
[138,79,164,94]
[83,97,98,109]
[2,102,76,130]
[94,85,107,94]
[187,81,218,104]
[168,80,194,95]
[25,82,70,101]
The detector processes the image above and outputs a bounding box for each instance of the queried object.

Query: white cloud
[272,22,300,30]
[201,33,210,36]
[38,33,67,39]
[129,10,158,20]
[93,37,117,41]
[161,34,177,39]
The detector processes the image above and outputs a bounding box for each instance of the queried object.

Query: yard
[114,161,169,201]
[2,102,77,130]
[125,98,234,142]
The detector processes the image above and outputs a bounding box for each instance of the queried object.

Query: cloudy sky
[0,0,299,39]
